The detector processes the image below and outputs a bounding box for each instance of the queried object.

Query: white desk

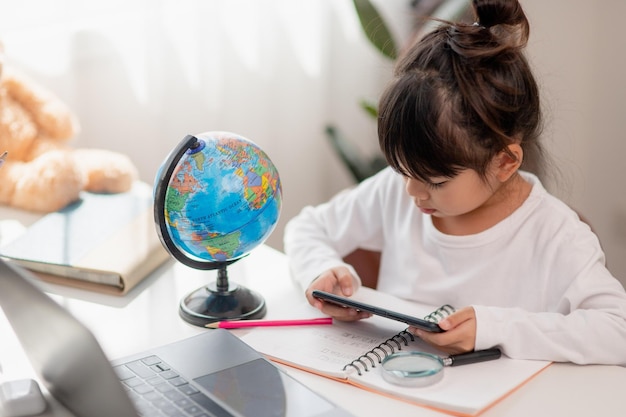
[1,213,626,417]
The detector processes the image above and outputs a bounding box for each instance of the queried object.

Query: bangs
[376,2,543,183]
[378,71,492,181]
[378,71,486,181]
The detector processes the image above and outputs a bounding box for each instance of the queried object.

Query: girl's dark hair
[378,0,544,182]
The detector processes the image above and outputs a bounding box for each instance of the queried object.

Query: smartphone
[311,290,444,333]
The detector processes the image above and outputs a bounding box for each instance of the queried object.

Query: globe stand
[153,133,278,328]
[178,263,267,327]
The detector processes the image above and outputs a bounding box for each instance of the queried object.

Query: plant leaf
[352,0,397,60]
[359,99,378,119]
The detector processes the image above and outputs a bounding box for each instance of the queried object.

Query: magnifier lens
[381,352,444,387]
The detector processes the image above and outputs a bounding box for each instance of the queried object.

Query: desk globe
[153,132,282,327]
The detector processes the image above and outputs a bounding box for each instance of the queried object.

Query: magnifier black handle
[444,348,502,367]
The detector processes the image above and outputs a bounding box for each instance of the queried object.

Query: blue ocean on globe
[158,132,282,263]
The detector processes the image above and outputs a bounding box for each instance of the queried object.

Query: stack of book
[0,182,169,295]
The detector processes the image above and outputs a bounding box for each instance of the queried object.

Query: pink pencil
[205,317,333,329]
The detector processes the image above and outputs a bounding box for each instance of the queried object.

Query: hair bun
[473,0,530,42]
[473,0,525,27]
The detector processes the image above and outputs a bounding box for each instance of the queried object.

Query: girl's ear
[493,144,524,182]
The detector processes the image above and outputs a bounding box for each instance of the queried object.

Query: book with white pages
[0,182,169,295]
[240,287,552,417]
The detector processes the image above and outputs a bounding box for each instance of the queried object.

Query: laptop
[0,258,355,417]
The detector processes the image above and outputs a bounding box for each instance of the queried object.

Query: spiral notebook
[241,287,551,417]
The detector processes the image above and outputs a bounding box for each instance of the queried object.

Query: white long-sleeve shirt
[284,167,626,365]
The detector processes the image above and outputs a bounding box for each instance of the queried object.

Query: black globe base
[179,282,266,327]
[178,263,266,327]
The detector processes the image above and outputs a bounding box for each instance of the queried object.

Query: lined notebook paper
[241,287,551,416]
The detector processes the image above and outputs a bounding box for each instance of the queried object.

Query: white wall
[2,0,624,286]
[522,0,626,286]
[0,0,393,256]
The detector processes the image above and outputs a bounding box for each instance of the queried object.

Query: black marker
[442,348,502,366]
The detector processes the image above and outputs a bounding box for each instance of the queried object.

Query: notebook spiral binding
[341,304,456,376]
[424,304,455,323]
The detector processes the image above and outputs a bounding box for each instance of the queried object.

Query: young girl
[284,0,626,365]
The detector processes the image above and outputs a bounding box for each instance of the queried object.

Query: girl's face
[403,169,498,219]
[402,145,528,234]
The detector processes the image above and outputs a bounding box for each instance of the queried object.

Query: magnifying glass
[381,348,502,387]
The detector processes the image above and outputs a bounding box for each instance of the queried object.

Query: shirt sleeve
[473,225,626,365]
[283,168,392,290]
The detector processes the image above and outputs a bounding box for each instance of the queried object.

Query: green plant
[326,0,471,183]
[325,0,397,183]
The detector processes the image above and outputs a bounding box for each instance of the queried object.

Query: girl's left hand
[408,306,477,354]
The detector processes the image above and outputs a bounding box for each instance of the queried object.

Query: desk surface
[1,214,626,417]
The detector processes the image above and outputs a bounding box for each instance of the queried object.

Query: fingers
[305,267,370,322]
[335,268,357,296]
[438,306,475,331]
[305,272,339,309]
[409,306,477,354]
[305,267,355,301]
[319,302,372,322]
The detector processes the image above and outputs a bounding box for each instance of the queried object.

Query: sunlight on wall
[0,0,393,251]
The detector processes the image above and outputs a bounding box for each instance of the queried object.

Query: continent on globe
[158,132,282,264]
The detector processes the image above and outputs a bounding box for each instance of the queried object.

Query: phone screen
[311,290,444,333]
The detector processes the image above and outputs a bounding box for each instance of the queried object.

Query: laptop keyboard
[114,355,236,417]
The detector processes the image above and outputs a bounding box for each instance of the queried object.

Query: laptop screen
[0,259,138,417]
[0,258,356,417]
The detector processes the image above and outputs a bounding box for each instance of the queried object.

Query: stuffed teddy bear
[0,44,139,212]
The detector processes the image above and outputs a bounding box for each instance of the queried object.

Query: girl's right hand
[305,266,371,322]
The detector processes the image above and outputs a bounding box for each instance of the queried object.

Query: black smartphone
[311,290,444,333]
